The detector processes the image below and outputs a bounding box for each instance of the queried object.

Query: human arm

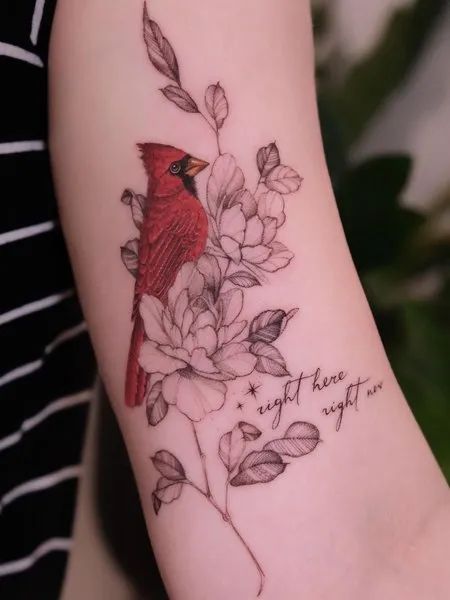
[49,1,450,598]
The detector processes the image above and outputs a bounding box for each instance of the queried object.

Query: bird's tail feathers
[125,317,147,407]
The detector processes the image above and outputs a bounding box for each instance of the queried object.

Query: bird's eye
[169,162,182,175]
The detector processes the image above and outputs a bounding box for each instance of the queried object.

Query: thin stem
[185,480,265,596]
[228,519,265,597]
[223,259,232,278]
[191,421,212,498]
[253,176,264,197]
[219,258,233,294]
[185,480,224,517]
[199,110,217,134]
[215,129,222,155]
[224,478,230,517]
[199,112,222,155]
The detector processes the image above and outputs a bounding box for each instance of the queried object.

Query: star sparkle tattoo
[246,381,261,398]
[119,3,325,596]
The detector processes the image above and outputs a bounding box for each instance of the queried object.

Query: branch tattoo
[119,4,379,596]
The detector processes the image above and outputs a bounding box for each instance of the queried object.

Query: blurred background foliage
[90,3,450,597]
[314,0,450,478]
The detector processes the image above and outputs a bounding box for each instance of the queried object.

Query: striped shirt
[0,1,96,597]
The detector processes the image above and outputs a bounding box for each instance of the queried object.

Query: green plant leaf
[389,301,450,479]
[336,155,424,272]
[330,0,447,145]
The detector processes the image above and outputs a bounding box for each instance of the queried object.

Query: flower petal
[217,320,247,346]
[259,241,294,272]
[159,345,191,363]
[183,333,195,354]
[187,269,205,299]
[160,371,180,405]
[189,347,219,374]
[191,325,218,355]
[244,215,264,246]
[146,372,166,395]
[257,191,285,227]
[181,306,195,339]
[220,205,246,243]
[139,341,186,375]
[212,342,257,377]
[241,245,272,264]
[163,309,183,347]
[139,295,171,345]
[174,290,188,328]
[168,262,204,312]
[262,217,277,244]
[229,189,257,218]
[168,263,193,312]
[191,310,216,333]
[219,288,243,326]
[197,254,222,299]
[207,153,245,217]
[220,235,242,264]
[163,371,226,421]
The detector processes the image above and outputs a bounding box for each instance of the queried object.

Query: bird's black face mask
[169,154,209,197]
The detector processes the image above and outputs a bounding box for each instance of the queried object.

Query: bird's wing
[133,203,204,314]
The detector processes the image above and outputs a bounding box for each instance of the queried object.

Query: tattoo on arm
[118,4,383,596]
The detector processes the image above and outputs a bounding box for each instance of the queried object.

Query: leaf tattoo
[228,420,319,485]
[219,422,262,475]
[143,4,180,85]
[248,308,298,344]
[257,142,280,178]
[120,4,317,597]
[238,421,262,442]
[120,188,145,230]
[219,424,246,472]
[120,239,139,278]
[230,450,286,486]
[205,82,229,129]
[161,85,199,113]
[264,422,320,457]
[265,165,303,194]
[146,381,169,426]
[226,271,261,288]
[152,477,184,514]
[251,341,290,377]
[151,450,185,481]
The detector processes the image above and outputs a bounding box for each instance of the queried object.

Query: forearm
[49,1,449,598]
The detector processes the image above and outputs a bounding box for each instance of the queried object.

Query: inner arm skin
[49,1,450,599]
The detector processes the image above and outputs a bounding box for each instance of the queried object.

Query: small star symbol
[245,381,261,398]
[236,402,244,410]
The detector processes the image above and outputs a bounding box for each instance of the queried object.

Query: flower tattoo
[119,3,321,596]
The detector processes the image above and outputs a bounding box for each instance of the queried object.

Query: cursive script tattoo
[321,376,370,431]
[257,367,377,432]
[120,3,320,596]
[258,367,348,429]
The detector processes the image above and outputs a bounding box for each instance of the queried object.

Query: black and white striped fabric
[0,2,96,597]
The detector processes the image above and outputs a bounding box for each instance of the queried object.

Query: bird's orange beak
[185,155,209,177]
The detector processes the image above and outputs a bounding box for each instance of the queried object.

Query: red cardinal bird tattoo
[125,143,209,407]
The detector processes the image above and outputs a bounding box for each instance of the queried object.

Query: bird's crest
[137,142,187,177]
